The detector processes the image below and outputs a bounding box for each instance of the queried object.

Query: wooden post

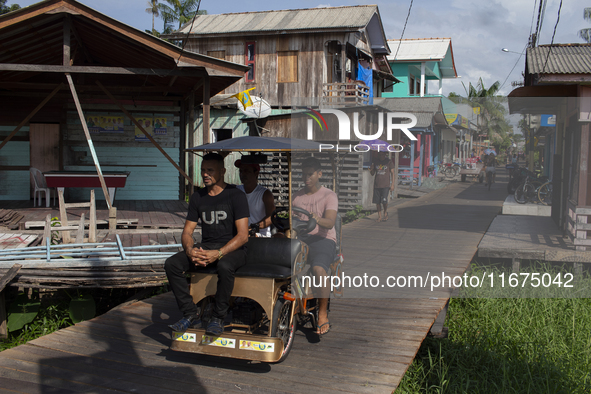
[179,99,186,200]
[392,129,400,199]
[512,257,520,273]
[109,207,117,231]
[288,152,293,239]
[188,91,196,196]
[89,189,96,243]
[203,75,210,144]
[58,190,71,244]
[96,81,194,187]
[429,299,449,338]
[66,73,112,209]
[42,214,51,246]
[579,123,589,207]
[74,213,85,244]
[63,15,71,66]
[0,83,63,152]
[0,264,22,339]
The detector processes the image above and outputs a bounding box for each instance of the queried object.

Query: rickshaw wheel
[270,298,295,363]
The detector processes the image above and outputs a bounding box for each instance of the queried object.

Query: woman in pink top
[293,157,338,336]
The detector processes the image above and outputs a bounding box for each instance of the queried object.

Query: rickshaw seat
[235,237,303,279]
[191,238,302,279]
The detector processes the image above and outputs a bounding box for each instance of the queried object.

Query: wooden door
[29,123,60,196]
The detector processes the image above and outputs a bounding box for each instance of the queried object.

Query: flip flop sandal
[317,322,332,336]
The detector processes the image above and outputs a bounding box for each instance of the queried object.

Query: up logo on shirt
[202,211,227,225]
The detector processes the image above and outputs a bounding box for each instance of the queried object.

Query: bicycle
[514,174,548,204]
[436,162,455,178]
[537,180,552,205]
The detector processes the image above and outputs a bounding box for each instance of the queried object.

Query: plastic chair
[30,168,55,207]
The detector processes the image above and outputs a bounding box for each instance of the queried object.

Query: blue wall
[0,127,30,200]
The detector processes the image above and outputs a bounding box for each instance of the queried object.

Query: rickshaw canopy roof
[187,136,323,152]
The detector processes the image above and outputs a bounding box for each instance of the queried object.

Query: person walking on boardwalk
[484,152,497,186]
[293,157,338,336]
[370,151,395,222]
[165,153,250,336]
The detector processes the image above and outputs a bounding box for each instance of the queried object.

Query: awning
[373,69,401,83]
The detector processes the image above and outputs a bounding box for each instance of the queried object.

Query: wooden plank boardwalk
[0,200,188,247]
[0,178,507,393]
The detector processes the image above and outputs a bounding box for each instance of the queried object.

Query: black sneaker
[168,315,201,331]
[206,317,224,336]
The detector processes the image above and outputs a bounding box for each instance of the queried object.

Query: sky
[11,0,591,96]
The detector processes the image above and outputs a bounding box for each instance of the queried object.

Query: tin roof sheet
[177,5,378,35]
[527,44,591,74]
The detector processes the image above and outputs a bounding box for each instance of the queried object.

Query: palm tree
[450,78,512,150]
[158,0,207,32]
[579,7,591,43]
[145,0,160,34]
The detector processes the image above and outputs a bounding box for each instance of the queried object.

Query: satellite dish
[238,96,272,118]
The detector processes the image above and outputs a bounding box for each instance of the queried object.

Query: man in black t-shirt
[165,153,249,336]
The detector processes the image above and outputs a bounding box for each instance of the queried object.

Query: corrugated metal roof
[386,38,451,61]
[373,97,444,128]
[176,5,378,35]
[527,44,591,74]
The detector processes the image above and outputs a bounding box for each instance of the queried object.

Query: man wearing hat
[235,159,275,237]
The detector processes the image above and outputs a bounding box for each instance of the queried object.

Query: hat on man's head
[234,159,260,172]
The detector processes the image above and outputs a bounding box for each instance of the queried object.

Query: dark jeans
[164,243,247,320]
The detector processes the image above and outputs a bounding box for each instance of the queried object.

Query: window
[409,75,415,95]
[277,51,298,83]
[207,50,225,60]
[245,42,256,82]
[213,129,232,142]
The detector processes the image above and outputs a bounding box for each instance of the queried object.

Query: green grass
[397,297,591,393]
[1,300,72,351]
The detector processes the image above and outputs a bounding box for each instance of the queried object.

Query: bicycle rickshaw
[169,136,344,363]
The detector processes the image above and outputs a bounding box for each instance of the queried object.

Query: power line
[393,0,414,60]
[175,0,202,65]
[542,0,563,73]
[499,44,528,92]
[528,0,538,44]
[500,0,546,92]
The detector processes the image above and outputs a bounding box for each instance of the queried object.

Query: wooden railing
[321,82,370,108]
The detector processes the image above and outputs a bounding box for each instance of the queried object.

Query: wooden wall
[0,102,185,202]
[187,31,371,108]
[63,105,182,201]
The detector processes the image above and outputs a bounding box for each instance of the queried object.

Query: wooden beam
[66,74,112,209]
[0,264,22,293]
[183,80,204,101]
[63,14,71,66]
[0,82,188,94]
[0,83,63,151]
[163,75,178,97]
[69,18,93,64]
[203,75,210,144]
[0,63,207,77]
[96,81,194,186]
